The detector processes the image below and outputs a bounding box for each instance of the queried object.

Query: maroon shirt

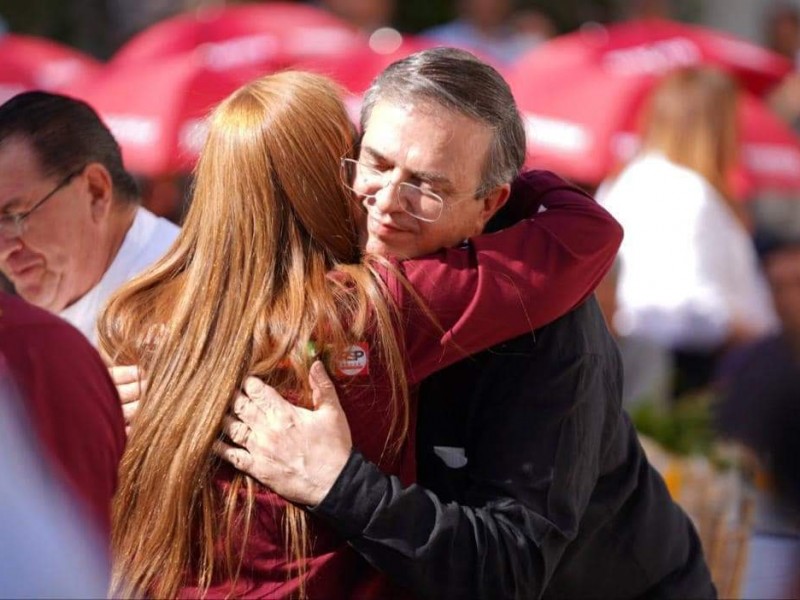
[0,293,126,536]
[181,171,623,598]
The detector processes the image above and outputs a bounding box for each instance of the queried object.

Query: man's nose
[0,234,23,261]
[367,181,403,215]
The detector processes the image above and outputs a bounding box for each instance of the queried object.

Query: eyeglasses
[0,168,83,239]
[340,158,447,223]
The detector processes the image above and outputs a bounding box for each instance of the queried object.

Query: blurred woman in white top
[600,67,777,359]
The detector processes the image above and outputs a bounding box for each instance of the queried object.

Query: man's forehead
[0,136,45,177]
[360,100,492,181]
[0,137,49,208]
[363,98,485,137]
[360,146,452,186]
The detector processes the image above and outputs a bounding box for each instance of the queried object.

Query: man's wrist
[306,447,358,509]
[308,449,390,539]
[303,445,353,507]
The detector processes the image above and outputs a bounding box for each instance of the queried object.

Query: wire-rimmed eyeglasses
[0,168,84,239]
[340,158,446,223]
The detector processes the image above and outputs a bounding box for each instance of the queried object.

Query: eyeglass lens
[342,159,443,222]
[0,169,80,239]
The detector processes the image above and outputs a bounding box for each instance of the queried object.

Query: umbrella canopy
[294,34,443,95]
[0,34,102,103]
[512,19,791,96]
[508,19,800,193]
[72,53,262,176]
[111,2,363,69]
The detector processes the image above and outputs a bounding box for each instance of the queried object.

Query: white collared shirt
[60,206,179,345]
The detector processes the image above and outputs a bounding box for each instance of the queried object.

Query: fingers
[238,377,299,417]
[109,365,146,404]
[242,376,285,410]
[233,376,317,442]
[117,379,147,404]
[121,400,139,425]
[309,360,333,389]
[232,390,262,424]
[309,361,340,410]
[213,440,254,473]
[109,365,140,385]
[222,415,251,447]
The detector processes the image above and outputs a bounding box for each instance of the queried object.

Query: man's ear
[85,163,114,222]
[477,183,511,229]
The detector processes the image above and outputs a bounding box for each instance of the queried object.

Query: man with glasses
[0,91,179,344]
[126,49,714,598]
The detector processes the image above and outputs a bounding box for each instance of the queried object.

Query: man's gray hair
[360,47,526,197]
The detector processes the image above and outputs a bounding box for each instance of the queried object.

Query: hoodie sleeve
[384,170,623,383]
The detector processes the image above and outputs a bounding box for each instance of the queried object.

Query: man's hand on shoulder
[216,361,353,506]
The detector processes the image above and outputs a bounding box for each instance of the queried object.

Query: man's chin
[365,237,413,260]
[14,280,61,312]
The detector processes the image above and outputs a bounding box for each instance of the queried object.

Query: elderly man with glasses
[0,91,174,583]
[115,49,715,599]
[201,49,715,599]
[0,91,179,345]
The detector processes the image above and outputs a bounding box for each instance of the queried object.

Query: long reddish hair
[98,71,410,598]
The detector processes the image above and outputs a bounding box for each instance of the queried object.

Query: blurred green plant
[631,392,716,457]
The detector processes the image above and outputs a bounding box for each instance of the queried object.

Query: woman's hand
[109,365,146,435]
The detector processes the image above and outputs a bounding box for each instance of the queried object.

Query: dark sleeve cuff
[308,450,390,540]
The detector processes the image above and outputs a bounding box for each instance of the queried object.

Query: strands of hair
[98,71,410,599]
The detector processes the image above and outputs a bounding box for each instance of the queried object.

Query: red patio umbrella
[508,19,800,193]
[111,2,364,69]
[0,34,102,103]
[71,53,265,176]
[293,34,443,95]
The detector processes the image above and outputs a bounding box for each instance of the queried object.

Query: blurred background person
[318,0,396,34]
[137,174,192,225]
[600,66,778,397]
[715,237,800,505]
[625,0,674,20]
[765,1,800,65]
[0,373,111,599]
[595,258,673,408]
[713,236,800,599]
[0,289,125,559]
[512,6,557,48]
[765,3,800,134]
[0,91,179,345]
[422,0,554,65]
[767,70,800,133]
[105,0,229,54]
